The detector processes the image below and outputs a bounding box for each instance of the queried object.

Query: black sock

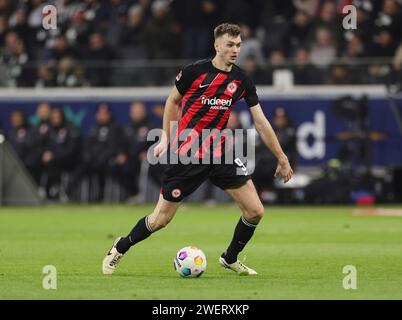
[116,216,153,254]
[223,216,258,264]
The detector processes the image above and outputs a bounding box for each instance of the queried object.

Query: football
[173,246,207,278]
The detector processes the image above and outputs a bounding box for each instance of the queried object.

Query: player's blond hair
[214,23,241,40]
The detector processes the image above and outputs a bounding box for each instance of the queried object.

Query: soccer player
[102,23,294,275]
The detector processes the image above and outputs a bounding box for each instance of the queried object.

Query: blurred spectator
[259,1,296,31]
[0,0,14,17]
[86,103,122,172]
[222,0,262,29]
[292,47,322,84]
[0,14,8,47]
[42,34,77,65]
[0,31,33,86]
[7,109,39,180]
[341,34,366,83]
[69,103,122,200]
[367,62,394,84]
[27,0,47,29]
[28,102,52,182]
[120,4,145,47]
[343,6,375,50]
[371,30,397,57]
[326,64,353,84]
[272,108,297,165]
[310,27,337,67]
[118,101,159,196]
[8,7,35,51]
[368,29,396,81]
[35,63,56,88]
[314,0,342,45]
[41,107,81,199]
[55,56,86,87]
[393,41,402,83]
[343,34,365,59]
[136,0,153,22]
[30,101,51,127]
[286,11,314,55]
[84,32,115,86]
[63,3,97,47]
[172,0,220,59]
[236,24,265,68]
[49,0,81,28]
[143,0,180,59]
[253,107,296,200]
[0,0,401,86]
[101,0,131,48]
[265,49,287,85]
[375,0,402,42]
[242,55,266,85]
[292,0,320,18]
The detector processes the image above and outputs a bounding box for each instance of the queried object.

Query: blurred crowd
[2,102,164,201]
[0,0,402,87]
[0,102,298,203]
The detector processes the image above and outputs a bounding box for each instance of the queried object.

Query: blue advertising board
[0,96,401,166]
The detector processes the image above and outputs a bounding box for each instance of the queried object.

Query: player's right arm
[242,73,293,183]
[250,104,294,183]
[153,86,182,157]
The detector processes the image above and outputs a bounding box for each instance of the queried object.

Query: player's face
[215,34,242,65]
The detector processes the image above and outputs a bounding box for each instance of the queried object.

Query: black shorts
[161,159,250,202]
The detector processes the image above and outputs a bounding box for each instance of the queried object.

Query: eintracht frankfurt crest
[227,81,237,93]
[172,188,181,198]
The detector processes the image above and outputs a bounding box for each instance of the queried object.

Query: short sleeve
[175,64,195,95]
[243,76,259,108]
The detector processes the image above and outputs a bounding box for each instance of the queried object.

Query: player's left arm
[250,104,294,183]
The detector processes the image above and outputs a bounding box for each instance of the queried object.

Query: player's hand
[274,158,294,183]
[153,139,168,158]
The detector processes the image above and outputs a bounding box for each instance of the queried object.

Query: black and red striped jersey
[173,59,259,158]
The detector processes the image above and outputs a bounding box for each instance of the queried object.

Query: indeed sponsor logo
[201,95,232,109]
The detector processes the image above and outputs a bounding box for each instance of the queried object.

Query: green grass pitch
[1,204,402,300]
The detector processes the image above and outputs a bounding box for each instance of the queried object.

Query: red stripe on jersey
[176,73,229,154]
[171,73,208,148]
[179,73,227,130]
[181,73,208,111]
[194,80,242,158]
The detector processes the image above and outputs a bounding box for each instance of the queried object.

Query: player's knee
[244,205,265,223]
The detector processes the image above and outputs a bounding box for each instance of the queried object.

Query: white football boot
[102,237,124,275]
[219,256,258,275]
